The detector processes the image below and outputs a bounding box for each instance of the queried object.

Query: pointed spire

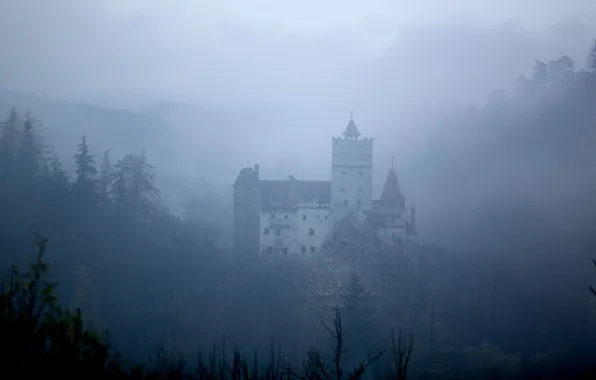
[380,166,405,208]
[343,111,361,138]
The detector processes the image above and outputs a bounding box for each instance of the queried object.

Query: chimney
[288,175,297,202]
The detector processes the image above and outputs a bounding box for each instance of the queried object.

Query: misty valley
[1,28,596,380]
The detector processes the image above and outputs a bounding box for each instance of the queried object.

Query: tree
[0,108,19,180]
[16,112,44,182]
[589,38,596,71]
[48,153,69,184]
[0,237,117,377]
[340,273,384,372]
[111,150,159,221]
[98,149,113,200]
[531,59,549,87]
[73,135,97,184]
[548,56,575,88]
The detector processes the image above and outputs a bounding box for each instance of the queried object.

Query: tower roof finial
[391,156,395,169]
[343,110,361,138]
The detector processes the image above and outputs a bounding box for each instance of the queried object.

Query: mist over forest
[2,1,596,379]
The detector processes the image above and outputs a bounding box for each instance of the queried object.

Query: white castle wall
[260,205,331,257]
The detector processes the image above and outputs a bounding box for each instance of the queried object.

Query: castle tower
[331,114,373,214]
[233,164,262,256]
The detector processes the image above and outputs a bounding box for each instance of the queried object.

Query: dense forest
[1,41,596,379]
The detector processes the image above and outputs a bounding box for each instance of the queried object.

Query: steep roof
[260,179,331,209]
[343,116,361,138]
[379,168,405,208]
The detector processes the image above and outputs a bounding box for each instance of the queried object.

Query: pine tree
[111,150,159,220]
[16,112,43,182]
[340,273,384,371]
[0,108,20,180]
[47,153,70,192]
[73,134,97,183]
[72,135,98,207]
[49,153,67,180]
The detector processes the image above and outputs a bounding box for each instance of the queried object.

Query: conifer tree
[16,112,43,182]
[73,134,97,183]
[340,273,384,371]
[111,150,159,220]
[72,134,98,209]
[0,108,19,180]
[48,153,68,183]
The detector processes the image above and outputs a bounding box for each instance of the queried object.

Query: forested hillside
[0,88,178,172]
[1,41,596,379]
[409,41,596,255]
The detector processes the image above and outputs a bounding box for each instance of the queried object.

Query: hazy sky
[1,0,595,110]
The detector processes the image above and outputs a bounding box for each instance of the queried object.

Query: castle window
[341,170,346,176]
[358,188,363,192]
[309,228,315,236]
[316,214,320,219]
[266,247,273,254]
[302,214,306,221]
[284,214,288,219]
[301,246,306,253]
[310,246,315,253]
[357,199,361,206]
[270,213,275,219]
[281,247,288,255]
[275,228,281,236]
[325,215,328,220]
[264,228,270,235]
[344,200,348,206]
[340,188,346,192]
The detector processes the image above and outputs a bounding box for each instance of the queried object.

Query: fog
[1,0,596,378]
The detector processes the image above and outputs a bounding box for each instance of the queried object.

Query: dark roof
[343,117,361,138]
[379,168,405,208]
[233,167,259,187]
[260,179,330,209]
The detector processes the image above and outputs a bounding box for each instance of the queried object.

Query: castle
[233,116,416,257]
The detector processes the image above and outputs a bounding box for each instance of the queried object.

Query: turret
[233,164,262,256]
[379,167,406,211]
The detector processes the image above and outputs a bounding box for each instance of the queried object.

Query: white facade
[260,206,331,257]
[331,136,374,213]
